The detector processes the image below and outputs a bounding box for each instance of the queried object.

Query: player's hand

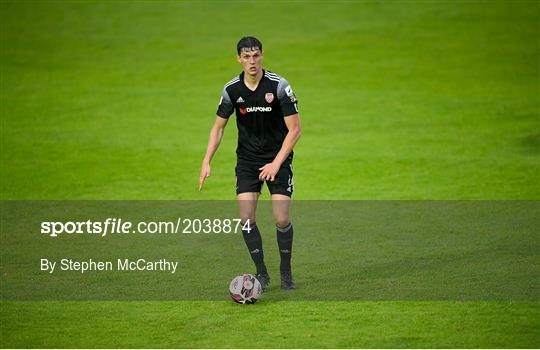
[259,162,280,182]
[199,162,211,191]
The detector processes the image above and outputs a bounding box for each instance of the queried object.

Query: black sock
[276,222,293,273]
[242,222,267,275]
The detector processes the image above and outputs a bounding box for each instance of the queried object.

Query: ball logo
[265,92,274,103]
[243,280,254,290]
[239,108,247,115]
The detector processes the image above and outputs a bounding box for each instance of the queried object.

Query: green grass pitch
[1,1,539,348]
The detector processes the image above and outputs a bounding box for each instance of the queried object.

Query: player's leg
[237,191,259,224]
[267,162,296,290]
[271,194,295,290]
[237,192,269,289]
[236,163,269,289]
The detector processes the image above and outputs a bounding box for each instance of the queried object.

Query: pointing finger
[199,176,205,190]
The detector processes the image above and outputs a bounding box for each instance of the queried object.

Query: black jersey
[216,70,299,163]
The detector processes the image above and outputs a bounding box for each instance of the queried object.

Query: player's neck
[243,69,263,91]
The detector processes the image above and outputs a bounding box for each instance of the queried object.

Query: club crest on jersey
[265,93,274,103]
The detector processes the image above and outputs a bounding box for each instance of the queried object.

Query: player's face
[237,48,263,76]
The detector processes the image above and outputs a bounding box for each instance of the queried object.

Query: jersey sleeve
[277,78,299,117]
[216,87,234,118]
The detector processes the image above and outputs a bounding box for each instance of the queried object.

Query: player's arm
[259,78,302,181]
[199,116,229,191]
[200,85,234,191]
[259,114,301,181]
[273,114,301,166]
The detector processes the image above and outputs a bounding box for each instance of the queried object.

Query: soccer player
[199,36,301,290]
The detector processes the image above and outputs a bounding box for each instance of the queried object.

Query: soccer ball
[229,273,262,304]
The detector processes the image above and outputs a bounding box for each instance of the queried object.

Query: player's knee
[240,214,256,225]
[274,217,290,229]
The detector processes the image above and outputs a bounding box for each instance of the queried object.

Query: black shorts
[235,160,294,197]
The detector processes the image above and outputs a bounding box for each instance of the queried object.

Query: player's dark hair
[237,36,262,55]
